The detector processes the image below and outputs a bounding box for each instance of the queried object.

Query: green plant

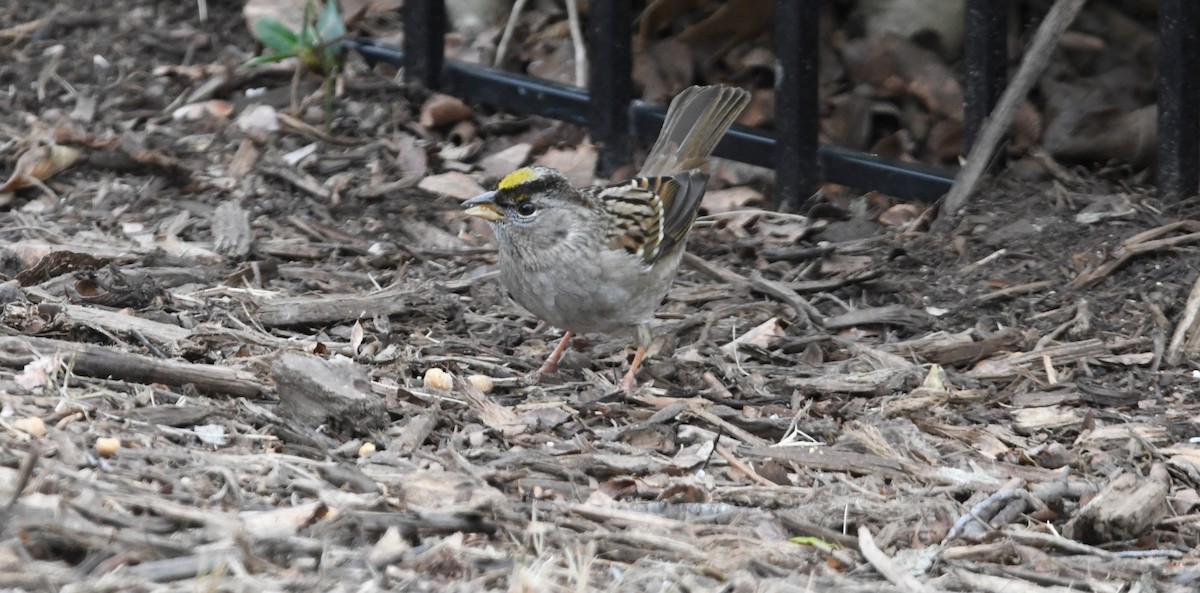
[246,1,346,128]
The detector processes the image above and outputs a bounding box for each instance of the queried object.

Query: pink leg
[618,343,647,392]
[528,331,573,382]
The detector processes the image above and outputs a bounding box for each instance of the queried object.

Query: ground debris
[0,1,1197,591]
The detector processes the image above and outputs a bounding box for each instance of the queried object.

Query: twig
[971,279,1055,304]
[1071,221,1200,288]
[0,335,265,397]
[564,0,587,87]
[1000,529,1118,559]
[960,248,1007,274]
[942,479,1025,544]
[749,271,825,329]
[493,0,530,68]
[4,442,39,510]
[714,445,776,487]
[858,526,935,593]
[1167,273,1200,365]
[940,0,1088,217]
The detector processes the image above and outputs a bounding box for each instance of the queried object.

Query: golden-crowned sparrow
[463,85,750,391]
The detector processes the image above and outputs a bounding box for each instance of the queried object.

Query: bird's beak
[462,191,504,221]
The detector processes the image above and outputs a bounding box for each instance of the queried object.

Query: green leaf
[317,0,346,43]
[296,45,321,70]
[788,536,838,551]
[255,19,298,54]
[298,2,315,47]
[244,52,297,67]
[298,22,314,49]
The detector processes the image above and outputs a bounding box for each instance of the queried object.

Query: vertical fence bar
[588,0,633,177]
[774,0,821,212]
[963,0,1007,153]
[403,0,446,88]
[1157,0,1200,200]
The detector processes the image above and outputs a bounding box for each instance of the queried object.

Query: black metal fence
[347,0,1199,210]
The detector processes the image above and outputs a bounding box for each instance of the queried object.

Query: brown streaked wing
[595,177,682,263]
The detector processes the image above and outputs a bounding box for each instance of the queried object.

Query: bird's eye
[517,202,537,216]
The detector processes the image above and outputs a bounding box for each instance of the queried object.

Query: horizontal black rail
[348,40,956,203]
[362,1,1199,207]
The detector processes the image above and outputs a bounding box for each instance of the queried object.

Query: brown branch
[0,335,265,397]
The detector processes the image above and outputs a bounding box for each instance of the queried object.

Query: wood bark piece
[1011,406,1082,435]
[741,446,911,480]
[1063,467,1169,544]
[63,303,190,355]
[786,367,920,395]
[458,375,527,438]
[122,549,244,583]
[923,330,1021,366]
[388,413,439,453]
[967,339,1109,380]
[825,305,934,331]
[0,335,264,397]
[211,200,252,258]
[1076,424,1171,449]
[253,285,413,326]
[272,351,385,433]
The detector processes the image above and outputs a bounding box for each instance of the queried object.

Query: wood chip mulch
[1,2,1199,592]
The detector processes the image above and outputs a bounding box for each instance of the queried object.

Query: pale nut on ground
[14,416,46,438]
[358,442,376,458]
[467,374,494,393]
[95,437,121,457]
[423,367,453,391]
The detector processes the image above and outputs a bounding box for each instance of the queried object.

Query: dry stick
[940,0,1089,218]
[0,335,265,397]
[971,279,1055,304]
[1166,273,1200,365]
[714,445,776,487]
[564,0,587,87]
[942,479,1025,544]
[858,526,936,593]
[4,442,39,509]
[493,0,530,68]
[1072,226,1200,288]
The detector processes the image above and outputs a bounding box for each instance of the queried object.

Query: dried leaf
[478,143,532,179]
[241,501,329,538]
[418,171,487,200]
[722,317,784,356]
[737,88,775,128]
[633,40,694,104]
[676,0,773,59]
[701,186,764,215]
[878,204,923,227]
[534,144,598,188]
[0,144,82,193]
[350,320,365,355]
[172,100,235,121]
[419,93,472,128]
[237,104,281,139]
[395,133,429,179]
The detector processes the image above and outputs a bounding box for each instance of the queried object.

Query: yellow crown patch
[498,167,537,191]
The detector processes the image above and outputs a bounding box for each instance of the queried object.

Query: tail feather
[634,85,750,256]
[638,85,751,177]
